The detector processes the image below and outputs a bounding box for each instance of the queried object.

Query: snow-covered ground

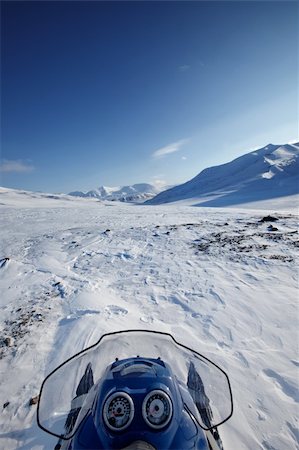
[0,188,298,449]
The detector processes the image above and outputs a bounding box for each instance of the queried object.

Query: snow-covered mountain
[146,143,299,207]
[69,183,162,202]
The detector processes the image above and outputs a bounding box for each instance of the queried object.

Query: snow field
[0,193,298,449]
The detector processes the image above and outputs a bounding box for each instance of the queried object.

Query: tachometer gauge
[142,390,173,429]
[103,392,134,431]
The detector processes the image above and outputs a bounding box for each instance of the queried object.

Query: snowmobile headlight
[142,390,173,429]
[103,392,134,431]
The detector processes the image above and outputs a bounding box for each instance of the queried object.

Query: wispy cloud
[0,159,35,173]
[152,139,189,159]
[179,65,191,72]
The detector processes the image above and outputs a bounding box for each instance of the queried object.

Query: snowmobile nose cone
[121,440,156,450]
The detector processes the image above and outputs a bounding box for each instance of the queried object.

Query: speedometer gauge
[142,390,173,429]
[103,392,134,431]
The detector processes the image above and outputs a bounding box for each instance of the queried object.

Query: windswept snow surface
[0,187,298,450]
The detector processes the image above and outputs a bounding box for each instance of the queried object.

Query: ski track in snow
[0,197,298,450]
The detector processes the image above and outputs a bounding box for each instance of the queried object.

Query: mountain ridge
[146,142,299,207]
[69,183,162,202]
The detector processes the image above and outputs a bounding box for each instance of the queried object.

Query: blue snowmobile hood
[37,330,233,450]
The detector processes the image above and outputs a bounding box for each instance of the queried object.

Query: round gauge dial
[142,390,173,429]
[103,392,134,431]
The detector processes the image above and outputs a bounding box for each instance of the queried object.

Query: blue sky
[1,1,298,193]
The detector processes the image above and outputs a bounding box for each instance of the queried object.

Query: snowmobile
[37,330,233,450]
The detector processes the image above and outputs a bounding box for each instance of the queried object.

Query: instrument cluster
[103,389,172,432]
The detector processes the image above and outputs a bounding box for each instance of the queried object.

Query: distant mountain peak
[69,183,162,203]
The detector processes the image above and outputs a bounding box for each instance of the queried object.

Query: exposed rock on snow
[267,224,279,232]
[29,395,39,406]
[2,337,13,347]
[259,215,279,222]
